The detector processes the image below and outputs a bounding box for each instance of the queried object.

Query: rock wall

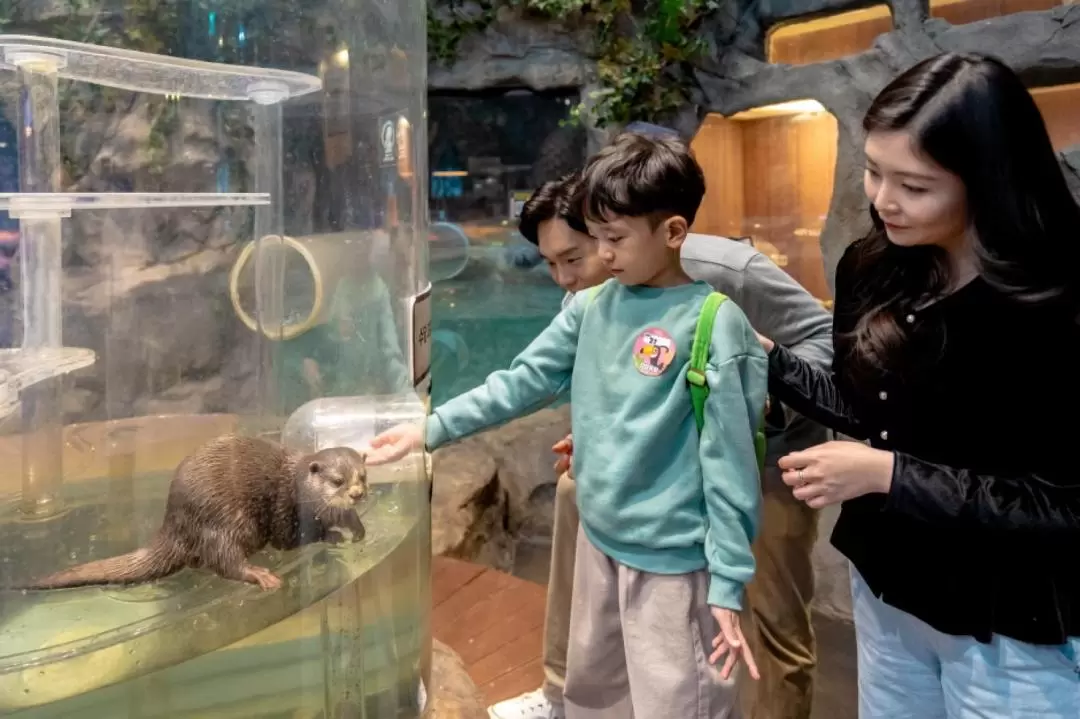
[427,5,612,151]
[430,640,488,719]
[428,5,592,92]
[56,96,259,420]
[431,405,571,573]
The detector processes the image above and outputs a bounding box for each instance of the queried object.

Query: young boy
[367,133,767,717]
[495,169,833,719]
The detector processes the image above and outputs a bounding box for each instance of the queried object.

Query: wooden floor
[429,555,858,718]
[432,556,547,706]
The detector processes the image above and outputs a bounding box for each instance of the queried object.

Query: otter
[21,435,369,592]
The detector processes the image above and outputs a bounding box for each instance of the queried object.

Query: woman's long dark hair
[840,52,1080,382]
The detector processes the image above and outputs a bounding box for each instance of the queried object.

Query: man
[492,168,833,719]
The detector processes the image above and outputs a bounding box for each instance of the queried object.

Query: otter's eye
[309,461,321,474]
[329,474,345,487]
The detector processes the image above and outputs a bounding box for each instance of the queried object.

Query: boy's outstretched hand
[709,607,759,681]
[552,433,573,475]
[366,423,424,465]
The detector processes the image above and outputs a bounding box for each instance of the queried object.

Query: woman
[759,52,1080,717]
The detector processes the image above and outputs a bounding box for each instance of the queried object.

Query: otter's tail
[19,536,184,590]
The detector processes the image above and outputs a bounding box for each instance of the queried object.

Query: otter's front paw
[326,527,351,544]
[327,521,365,544]
[241,565,282,591]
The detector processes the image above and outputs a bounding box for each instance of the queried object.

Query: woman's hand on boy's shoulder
[366,422,424,465]
[709,607,759,681]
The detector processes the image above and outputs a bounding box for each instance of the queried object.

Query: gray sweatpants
[563,525,741,719]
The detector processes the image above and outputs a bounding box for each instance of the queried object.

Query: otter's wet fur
[21,435,369,592]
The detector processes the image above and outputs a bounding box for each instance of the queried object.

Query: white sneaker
[488,688,565,719]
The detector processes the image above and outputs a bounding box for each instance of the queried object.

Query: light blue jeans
[851,568,1080,718]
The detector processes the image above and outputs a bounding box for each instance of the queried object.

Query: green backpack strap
[687,292,767,474]
[687,292,725,432]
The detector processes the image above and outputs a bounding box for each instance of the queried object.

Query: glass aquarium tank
[0,0,431,716]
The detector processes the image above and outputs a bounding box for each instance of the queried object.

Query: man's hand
[552,433,573,477]
[709,607,759,681]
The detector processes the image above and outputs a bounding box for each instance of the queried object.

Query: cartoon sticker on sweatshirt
[632,328,676,377]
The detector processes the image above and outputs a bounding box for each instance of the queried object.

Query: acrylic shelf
[0,35,322,102]
[0,193,271,218]
[0,369,14,417]
[0,347,97,417]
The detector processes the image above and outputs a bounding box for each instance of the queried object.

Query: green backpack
[586,285,767,474]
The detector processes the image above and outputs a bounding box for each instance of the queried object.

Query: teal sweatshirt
[425,279,768,609]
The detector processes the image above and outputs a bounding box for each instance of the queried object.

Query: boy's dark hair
[517,172,589,246]
[578,132,705,227]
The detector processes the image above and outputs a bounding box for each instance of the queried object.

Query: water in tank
[0,1,432,716]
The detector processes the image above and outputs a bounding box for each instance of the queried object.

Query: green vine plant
[428,0,498,67]
[427,0,721,129]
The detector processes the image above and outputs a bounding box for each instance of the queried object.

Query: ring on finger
[797,468,805,487]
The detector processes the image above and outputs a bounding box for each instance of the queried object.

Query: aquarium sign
[408,283,433,396]
[378,111,408,168]
[509,189,533,219]
[378,115,396,166]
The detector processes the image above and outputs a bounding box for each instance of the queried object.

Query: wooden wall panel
[690,115,745,238]
[741,114,836,302]
[931,0,1061,26]
[768,6,892,66]
[1032,84,1080,151]
[791,115,836,300]
[691,112,837,303]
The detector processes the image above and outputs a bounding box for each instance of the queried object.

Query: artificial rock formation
[430,640,488,719]
[428,5,592,92]
[431,405,571,572]
[432,439,510,569]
